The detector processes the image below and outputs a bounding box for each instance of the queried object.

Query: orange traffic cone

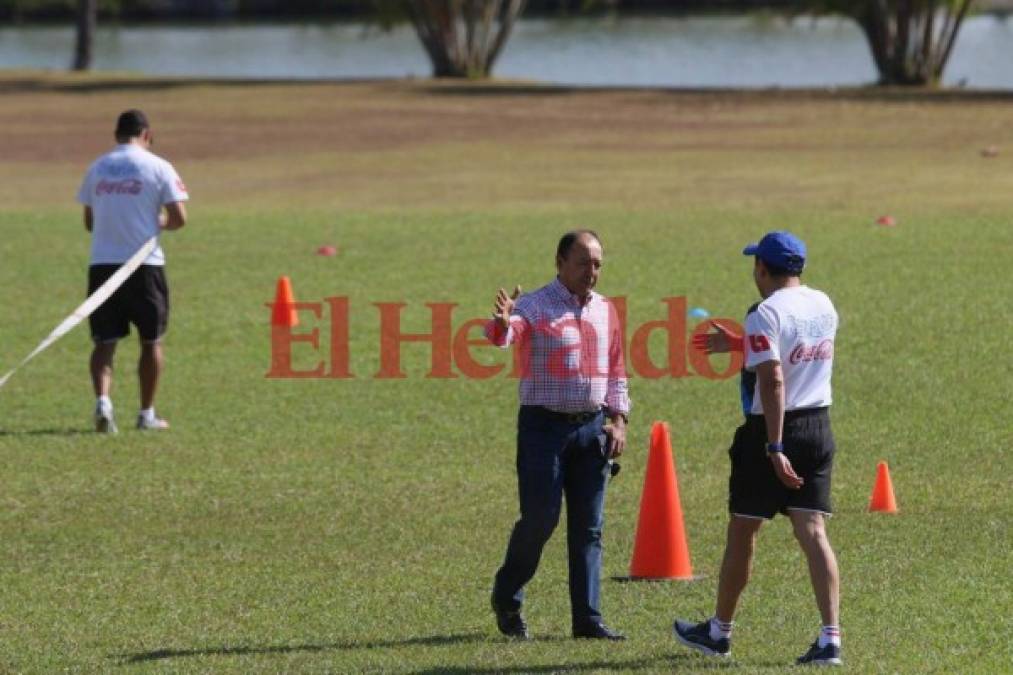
[270,276,299,327]
[629,422,694,580]
[868,461,898,513]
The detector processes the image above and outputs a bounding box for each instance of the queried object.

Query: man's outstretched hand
[692,320,743,354]
[493,286,522,328]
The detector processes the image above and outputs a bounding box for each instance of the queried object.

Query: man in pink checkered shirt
[486,230,631,642]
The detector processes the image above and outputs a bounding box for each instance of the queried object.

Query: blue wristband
[765,442,784,453]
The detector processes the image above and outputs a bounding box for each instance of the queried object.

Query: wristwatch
[765,441,784,456]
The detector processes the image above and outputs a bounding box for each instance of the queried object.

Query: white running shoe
[136,414,169,430]
[94,400,118,434]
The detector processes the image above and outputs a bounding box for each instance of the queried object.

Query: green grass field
[0,74,1010,673]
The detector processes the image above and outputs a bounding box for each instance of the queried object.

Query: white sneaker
[136,414,169,431]
[94,400,118,434]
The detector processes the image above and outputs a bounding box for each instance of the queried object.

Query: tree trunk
[851,0,973,87]
[73,0,98,71]
[407,0,527,78]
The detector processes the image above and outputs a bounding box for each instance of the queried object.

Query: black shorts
[87,264,169,343]
[728,407,835,520]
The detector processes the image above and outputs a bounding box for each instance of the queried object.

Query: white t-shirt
[77,144,189,266]
[744,285,837,415]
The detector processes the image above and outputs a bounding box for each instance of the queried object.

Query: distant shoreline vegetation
[3,0,1008,23]
[7,1,748,23]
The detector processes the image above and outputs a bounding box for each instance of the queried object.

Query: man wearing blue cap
[674,231,842,667]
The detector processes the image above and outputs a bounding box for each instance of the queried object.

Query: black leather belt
[530,406,602,424]
[747,406,829,423]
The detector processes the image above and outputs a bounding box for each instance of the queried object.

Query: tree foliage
[805,0,975,86]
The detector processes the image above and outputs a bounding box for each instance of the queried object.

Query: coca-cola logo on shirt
[789,339,834,364]
[96,178,143,195]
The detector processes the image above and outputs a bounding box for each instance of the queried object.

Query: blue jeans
[493,406,611,626]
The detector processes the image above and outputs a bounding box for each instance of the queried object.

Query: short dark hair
[115,109,149,140]
[757,256,803,278]
[556,229,603,260]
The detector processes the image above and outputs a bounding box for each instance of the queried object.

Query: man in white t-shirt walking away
[78,110,189,432]
[673,231,843,666]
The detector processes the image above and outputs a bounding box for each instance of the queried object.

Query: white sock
[139,407,156,422]
[818,625,841,648]
[709,616,733,641]
[97,395,112,410]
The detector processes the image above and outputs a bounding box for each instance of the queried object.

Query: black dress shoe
[491,596,529,640]
[573,621,626,641]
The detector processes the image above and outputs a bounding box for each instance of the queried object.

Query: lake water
[2,14,1012,88]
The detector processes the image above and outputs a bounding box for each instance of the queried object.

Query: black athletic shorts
[87,264,169,343]
[728,407,835,519]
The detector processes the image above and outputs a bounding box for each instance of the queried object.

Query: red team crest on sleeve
[748,334,771,352]
[175,178,188,194]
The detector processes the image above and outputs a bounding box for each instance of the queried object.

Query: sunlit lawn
[0,73,1010,672]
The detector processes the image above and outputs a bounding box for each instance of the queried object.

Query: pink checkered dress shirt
[485,278,631,416]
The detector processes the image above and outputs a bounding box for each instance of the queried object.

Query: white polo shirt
[744,286,837,414]
[77,144,189,266]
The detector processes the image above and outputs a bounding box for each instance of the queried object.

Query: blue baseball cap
[742,231,807,274]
